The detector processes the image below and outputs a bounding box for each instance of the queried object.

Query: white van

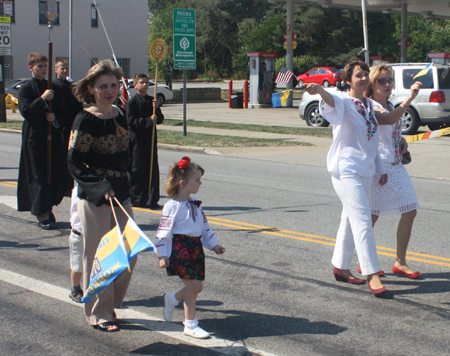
[299,63,450,135]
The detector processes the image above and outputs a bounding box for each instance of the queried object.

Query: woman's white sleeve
[375,148,387,175]
[319,94,345,125]
[200,208,218,250]
[155,204,176,257]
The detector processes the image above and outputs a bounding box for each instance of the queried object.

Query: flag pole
[45,0,58,184]
[148,39,167,198]
[149,65,158,197]
[113,197,131,219]
[46,23,53,184]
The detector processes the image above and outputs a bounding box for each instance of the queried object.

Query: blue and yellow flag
[122,217,159,261]
[413,63,432,80]
[82,225,130,303]
[272,90,292,108]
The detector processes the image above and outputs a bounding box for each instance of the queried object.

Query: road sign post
[173,9,196,135]
[0,16,11,123]
[173,9,196,70]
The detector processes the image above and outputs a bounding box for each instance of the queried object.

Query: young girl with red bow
[156,157,225,339]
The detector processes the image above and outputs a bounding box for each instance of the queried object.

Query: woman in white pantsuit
[305,60,418,295]
[365,65,422,279]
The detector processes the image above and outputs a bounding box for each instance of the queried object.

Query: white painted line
[0,268,278,356]
[0,195,17,210]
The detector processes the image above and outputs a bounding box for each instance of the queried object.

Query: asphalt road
[1,132,450,356]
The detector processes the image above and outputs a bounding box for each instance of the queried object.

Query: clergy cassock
[53,77,84,195]
[126,93,164,208]
[17,77,69,217]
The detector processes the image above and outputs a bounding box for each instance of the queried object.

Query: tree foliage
[147,0,450,79]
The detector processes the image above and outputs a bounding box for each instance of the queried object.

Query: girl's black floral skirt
[167,234,205,280]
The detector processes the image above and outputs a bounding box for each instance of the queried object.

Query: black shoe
[69,289,83,303]
[48,211,56,223]
[37,220,54,230]
[149,204,162,210]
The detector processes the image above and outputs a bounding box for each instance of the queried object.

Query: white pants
[331,173,380,275]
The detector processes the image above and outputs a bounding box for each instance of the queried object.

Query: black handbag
[402,151,412,165]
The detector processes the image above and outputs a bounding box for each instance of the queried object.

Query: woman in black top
[68,60,136,332]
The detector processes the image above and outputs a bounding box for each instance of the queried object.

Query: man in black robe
[126,73,164,209]
[17,53,68,229]
[53,59,84,195]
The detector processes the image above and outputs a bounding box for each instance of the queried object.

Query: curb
[0,128,21,134]
[0,129,222,156]
[158,143,221,155]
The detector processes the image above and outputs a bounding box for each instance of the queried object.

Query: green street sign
[174,61,196,70]
[174,34,196,61]
[173,9,195,35]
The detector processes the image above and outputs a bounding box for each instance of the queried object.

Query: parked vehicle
[121,79,173,106]
[297,67,341,88]
[299,63,450,135]
[6,78,30,98]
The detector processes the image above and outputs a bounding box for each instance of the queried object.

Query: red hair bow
[178,157,191,169]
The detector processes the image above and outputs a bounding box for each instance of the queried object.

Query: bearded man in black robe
[126,73,164,209]
[17,53,68,229]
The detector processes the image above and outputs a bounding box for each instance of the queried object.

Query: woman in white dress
[364,65,422,279]
[305,60,419,295]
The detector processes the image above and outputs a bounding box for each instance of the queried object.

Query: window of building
[0,0,14,23]
[116,58,130,79]
[91,4,98,28]
[39,1,60,26]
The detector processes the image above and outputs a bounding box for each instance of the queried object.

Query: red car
[297,67,342,88]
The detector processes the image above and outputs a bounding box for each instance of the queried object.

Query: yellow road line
[136,207,450,268]
[0,181,17,188]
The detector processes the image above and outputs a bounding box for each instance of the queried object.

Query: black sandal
[93,322,119,332]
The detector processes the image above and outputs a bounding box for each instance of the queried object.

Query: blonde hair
[73,60,123,104]
[166,161,205,197]
[55,59,68,68]
[364,64,393,98]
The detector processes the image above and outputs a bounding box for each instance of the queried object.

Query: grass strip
[161,119,333,138]
[158,130,312,147]
[0,121,23,130]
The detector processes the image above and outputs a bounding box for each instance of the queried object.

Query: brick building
[2,0,148,80]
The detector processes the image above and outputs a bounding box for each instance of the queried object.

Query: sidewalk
[4,101,450,181]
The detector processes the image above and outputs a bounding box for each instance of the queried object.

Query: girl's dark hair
[166,162,205,197]
[74,60,123,104]
[341,59,370,83]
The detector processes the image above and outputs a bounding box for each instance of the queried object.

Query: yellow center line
[136,207,450,268]
[0,181,17,188]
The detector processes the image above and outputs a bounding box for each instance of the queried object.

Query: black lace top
[68,109,131,206]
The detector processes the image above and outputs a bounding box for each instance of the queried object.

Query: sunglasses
[376,78,394,85]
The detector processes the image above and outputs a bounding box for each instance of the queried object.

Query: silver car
[299,63,450,135]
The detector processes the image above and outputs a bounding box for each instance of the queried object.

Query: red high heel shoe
[333,267,364,284]
[392,265,422,279]
[367,279,387,296]
[358,265,384,277]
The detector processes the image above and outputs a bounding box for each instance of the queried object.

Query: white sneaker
[163,293,175,322]
[183,326,210,339]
